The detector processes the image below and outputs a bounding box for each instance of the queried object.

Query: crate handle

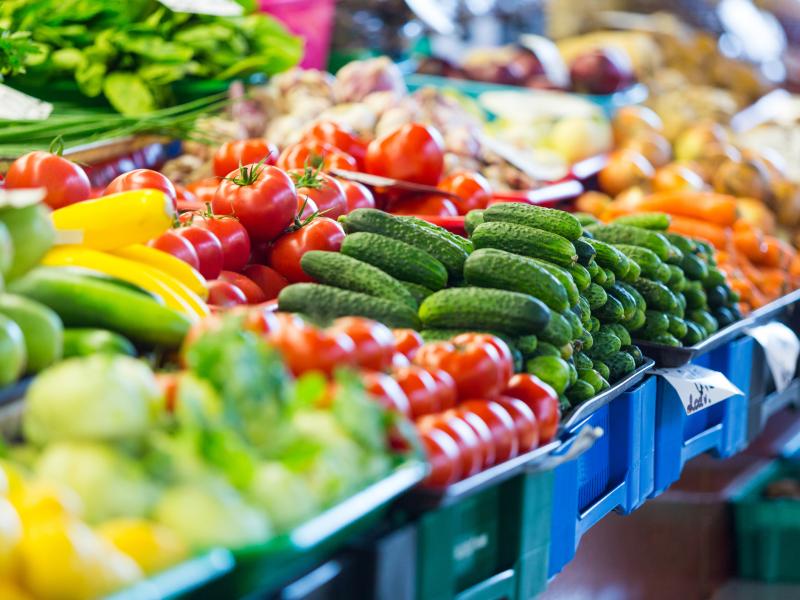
[534,425,603,471]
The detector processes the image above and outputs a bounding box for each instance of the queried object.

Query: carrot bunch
[577,190,800,314]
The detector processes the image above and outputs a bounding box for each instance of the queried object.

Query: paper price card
[0,84,53,120]
[0,189,45,210]
[156,0,243,16]
[747,322,800,393]
[652,365,743,416]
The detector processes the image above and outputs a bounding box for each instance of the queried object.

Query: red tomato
[494,396,539,453]
[277,141,358,172]
[504,374,560,443]
[297,196,319,220]
[428,368,457,410]
[420,428,462,487]
[452,333,514,385]
[174,226,224,279]
[268,217,345,283]
[229,304,280,335]
[392,365,440,419]
[185,177,222,204]
[193,217,251,273]
[213,138,278,177]
[5,151,90,209]
[292,170,347,220]
[104,169,177,210]
[362,371,410,416]
[268,324,355,376]
[413,336,510,401]
[390,194,459,217]
[330,317,395,371]
[393,329,424,360]
[365,123,445,185]
[207,280,247,307]
[213,165,297,243]
[452,408,497,468]
[242,264,289,300]
[175,185,204,212]
[438,171,492,214]
[392,352,411,369]
[339,180,376,213]
[460,400,519,463]
[303,121,368,166]
[417,413,482,478]
[218,271,267,304]
[149,231,200,270]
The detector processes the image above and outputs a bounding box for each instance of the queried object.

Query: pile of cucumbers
[581,213,741,348]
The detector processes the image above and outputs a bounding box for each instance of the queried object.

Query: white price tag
[0,84,53,120]
[746,322,800,392]
[0,188,45,209]
[156,0,243,16]
[653,365,743,416]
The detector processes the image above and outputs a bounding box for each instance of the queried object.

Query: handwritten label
[653,365,743,415]
[747,322,800,392]
[0,188,45,210]
[156,0,243,16]
[0,85,53,121]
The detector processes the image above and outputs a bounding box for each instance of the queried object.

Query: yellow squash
[51,189,175,251]
[112,244,208,300]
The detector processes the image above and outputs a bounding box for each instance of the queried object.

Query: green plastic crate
[732,459,800,582]
[411,469,553,600]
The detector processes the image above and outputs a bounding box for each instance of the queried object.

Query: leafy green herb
[0,31,40,81]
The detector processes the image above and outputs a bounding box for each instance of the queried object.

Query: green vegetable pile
[1,0,302,114]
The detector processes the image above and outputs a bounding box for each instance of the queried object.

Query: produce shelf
[548,376,657,577]
[651,336,754,497]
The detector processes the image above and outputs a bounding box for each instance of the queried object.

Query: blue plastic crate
[548,376,657,577]
[651,336,754,497]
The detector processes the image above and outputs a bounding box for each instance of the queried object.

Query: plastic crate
[413,469,553,600]
[651,336,754,497]
[548,376,657,577]
[732,458,800,582]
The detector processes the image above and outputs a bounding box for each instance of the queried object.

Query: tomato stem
[225,155,271,186]
[291,163,325,190]
[49,134,65,157]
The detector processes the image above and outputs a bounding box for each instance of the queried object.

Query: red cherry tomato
[277,141,358,172]
[417,413,482,478]
[361,371,410,416]
[149,231,200,270]
[451,333,514,385]
[191,216,251,273]
[420,428,462,487]
[218,271,267,304]
[452,407,497,468]
[207,280,247,307]
[241,264,289,300]
[390,194,459,217]
[393,329,424,360]
[213,138,278,177]
[413,335,511,401]
[330,317,395,371]
[268,323,355,376]
[303,121,368,166]
[428,368,457,410]
[460,400,519,463]
[494,395,539,453]
[392,365,440,419]
[338,180,376,213]
[437,171,492,214]
[292,170,347,220]
[213,165,297,243]
[5,151,91,209]
[185,177,222,204]
[104,169,177,210]
[174,226,224,279]
[268,216,345,283]
[365,123,445,185]
[504,374,560,443]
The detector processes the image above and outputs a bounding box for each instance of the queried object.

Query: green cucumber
[665,314,687,339]
[586,330,621,361]
[601,269,616,289]
[398,215,474,255]
[594,295,625,322]
[535,342,561,357]
[593,360,610,380]
[681,253,708,281]
[667,264,687,291]
[631,278,679,312]
[528,258,580,306]
[584,283,608,310]
[539,311,573,347]
[464,210,485,236]
[666,245,685,265]
[580,329,594,350]
[683,281,708,310]
[608,284,637,320]
[574,352,593,370]
[584,238,630,278]
[574,238,597,266]
[340,209,467,279]
[588,317,600,334]
[585,224,672,260]
[577,297,591,324]
[628,309,646,331]
[615,244,664,279]
[526,355,571,395]
[419,287,551,335]
[688,309,719,334]
[472,221,578,267]
[463,248,569,312]
[341,232,448,290]
[592,265,607,286]
[62,328,136,358]
[566,262,591,292]
[622,344,644,366]
[613,212,671,230]
[602,323,631,346]
[483,202,583,240]
[567,361,578,386]
[641,310,670,336]
[563,309,584,339]
[646,332,682,347]
[664,232,696,256]
[703,267,727,289]
[706,285,729,308]
[279,283,420,328]
[655,263,672,283]
[575,212,599,226]
[587,260,601,279]
[683,321,707,345]
[566,379,595,404]
[401,281,434,306]
[616,282,647,312]
[607,351,636,381]
[0,314,25,385]
[714,306,736,327]
[301,251,417,309]
[0,294,63,373]
[577,368,605,394]
[516,334,539,357]
[623,260,641,282]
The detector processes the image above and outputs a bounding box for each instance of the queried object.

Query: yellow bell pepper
[0,498,22,578]
[0,580,34,600]
[112,243,208,300]
[52,189,175,251]
[98,518,187,575]
[41,246,208,321]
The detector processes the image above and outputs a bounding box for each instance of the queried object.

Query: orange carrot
[636,192,738,227]
[757,237,783,269]
[732,228,767,263]
[668,215,730,249]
